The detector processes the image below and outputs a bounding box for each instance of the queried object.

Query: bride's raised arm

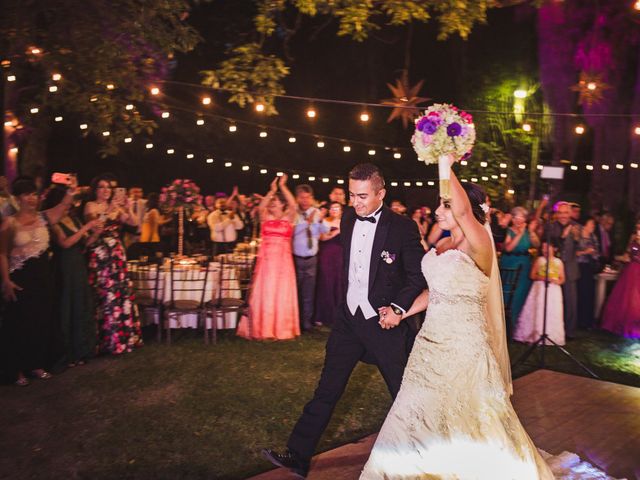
[446,159,493,276]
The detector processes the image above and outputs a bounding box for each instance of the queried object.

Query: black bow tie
[356,215,376,223]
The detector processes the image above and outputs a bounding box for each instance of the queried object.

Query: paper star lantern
[380,76,430,128]
[570,71,610,107]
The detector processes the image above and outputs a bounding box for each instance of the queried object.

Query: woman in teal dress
[46,188,103,366]
[500,207,540,331]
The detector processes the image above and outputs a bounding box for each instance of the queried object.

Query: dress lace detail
[9,214,50,272]
[360,249,620,480]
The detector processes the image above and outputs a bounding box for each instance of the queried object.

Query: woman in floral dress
[84,175,142,354]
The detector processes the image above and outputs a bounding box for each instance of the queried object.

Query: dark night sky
[48,1,539,204]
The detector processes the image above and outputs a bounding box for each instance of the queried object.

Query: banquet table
[129,261,241,330]
[594,269,619,319]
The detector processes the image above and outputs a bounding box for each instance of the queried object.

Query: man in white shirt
[207,194,244,255]
[264,163,427,477]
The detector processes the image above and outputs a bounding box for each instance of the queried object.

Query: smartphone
[51,172,72,185]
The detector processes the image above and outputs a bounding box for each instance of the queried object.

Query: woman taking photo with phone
[84,174,142,355]
[0,176,78,386]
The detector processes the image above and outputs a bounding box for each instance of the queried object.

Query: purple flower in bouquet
[422,119,439,134]
[416,116,430,132]
[427,111,443,124]
[447,122,462,137]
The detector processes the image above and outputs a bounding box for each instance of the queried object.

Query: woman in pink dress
[601,217,640,339]
[237,175,300,340]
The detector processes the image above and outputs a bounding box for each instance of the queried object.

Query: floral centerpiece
[159,179,203,255]
[411,103,475,199]
[159,178,202,213]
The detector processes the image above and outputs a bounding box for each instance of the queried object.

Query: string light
[415,181,423,187]
[167,148,174,154]
[587,82,597,91]
[52,73,61,81]
[536,165,543,170]
[49,85,58,93]
[500,173,507,178]
[570,165,578,171]
[90,96,98,102]
[631,163,638,168]
[260,168,267,174]
[259,131,267,138]
[404,181,411,187]
[368,149,376,156]
[30,107,39,114]
[316,141,325,148]
[102,131,110,137]
[145,143,153,149]
[508,189,515,195]
[308,176,315,181]
[255,103,265,112]
[288,136,296,143]
[522,123,531,132]
[359,112,370,122]
[126,104,134,111]
[228,124,237,132]
[343,145,351,152]
[196,118,204,125]
[518,164,526,169]
[202,97,211,105]
[575,125,585,135]
[7,75,16,82]
[225,162,232,167]
[80,124,88,130]
[601,164,610,170]
[162,112,170,119]
[337,179,345,184]
[460,160,468,166]
[491,175,498,179]
[635,126,640,135]
[306,108,316,118]
[10,147,18,154]
[150,86,160,95]
[54,116,63,122]
[292,174,300,179]
[616,164,624,170]
[277,172,284,177]
[186,153,194,159]
[481,176,489,181]
[480,161,488,167]
[124,137,132,143]
[29,47,42,55]
[206,158,214,164]
[586,165,594,170]
[322,177,330,183]
[393,152,402,159]
[471,178,478,182]
[106,84,115,90]
[242,165,250,171]
[390,182,398,187]
[499,163,507,169]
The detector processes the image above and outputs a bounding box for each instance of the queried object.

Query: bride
[360,159,617,479]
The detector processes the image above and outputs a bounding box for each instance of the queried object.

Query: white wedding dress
[360,248,619,480]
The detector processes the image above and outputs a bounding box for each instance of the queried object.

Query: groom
[263,163,427,478]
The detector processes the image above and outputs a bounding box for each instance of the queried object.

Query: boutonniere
[381,250,396,264]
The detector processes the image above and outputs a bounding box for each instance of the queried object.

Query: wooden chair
[205,255,255,344]
[163,259,211,345]
[500,264,523,334]
[129,263,163,342]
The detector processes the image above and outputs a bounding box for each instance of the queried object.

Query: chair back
[130,263,162,307]
[500,265,523,326]
[168,258,211,309]
[214,255,254,308]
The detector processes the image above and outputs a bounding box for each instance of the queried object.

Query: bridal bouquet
[411,104,475,199]
[411,103,475,165]
[159,178,202,213]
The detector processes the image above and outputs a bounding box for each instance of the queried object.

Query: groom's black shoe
[261,448,309,479]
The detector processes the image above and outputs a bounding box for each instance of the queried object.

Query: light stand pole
[512,166,599,379]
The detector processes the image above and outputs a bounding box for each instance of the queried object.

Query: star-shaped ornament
[380,77,430,128]
[570,71,610,107]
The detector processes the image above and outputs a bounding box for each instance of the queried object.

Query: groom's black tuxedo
[287,204,427,461]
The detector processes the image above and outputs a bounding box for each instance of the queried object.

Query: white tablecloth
[130,262,240,330]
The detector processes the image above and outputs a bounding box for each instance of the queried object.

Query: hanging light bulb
[316,141,325,148]
[167,149,174,154]
[390,182,398,187]
[49,85,58,93]
[288,136,296,143]
[196,118,205,126]
[79,124,88,130]
[206,158,214,164]
[343,145,351,152]
[518,164,526,170]
[630,162,638,168]
[522,123,532,132]
[415,181,423,187]
[150,86,160,95]
[570,165,578,171]
[360,112,370,122]
[575,125,585,135]
[202,97,212,105]
[102,131,110,137]
[292,174,300,179]
[259,131,267,138]
[393,152,402,159]
[106,84,115,90]
[52,73,62,81]
[54,116,63,122]
[368,149,376,156]
[586,165,594,170]
[337,179,345,184]
[146,143,153,149]
[161,112,170,119]
[242,166,250,171]
[224,162,232,167]
[634,126,640,135]
[260,169,268,174]
[125,104,134,111]
[229,124,237,132]
[124,137,132,143]
[7,75,16,82]
[306,108,316,118]
[480,161,488,167]
[428,181,435,186]
[255,102,265,112]
[186,154,194,159]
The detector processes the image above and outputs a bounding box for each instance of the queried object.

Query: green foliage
[208,0,501,113]
[0,0,200,159]
[201,43,290,116]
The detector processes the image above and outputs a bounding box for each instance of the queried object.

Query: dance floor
[250,370,640,479]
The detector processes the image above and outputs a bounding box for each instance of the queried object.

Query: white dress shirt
[207,209,244,242]
[346,205,383,319]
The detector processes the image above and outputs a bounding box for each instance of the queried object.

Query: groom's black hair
[349,163,385,192]
[461,182,487,224]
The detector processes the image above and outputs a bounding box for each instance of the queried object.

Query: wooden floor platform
[251,370,640,479]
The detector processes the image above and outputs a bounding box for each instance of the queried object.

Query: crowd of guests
[1,169,638,386]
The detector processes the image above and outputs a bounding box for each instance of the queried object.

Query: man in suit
[262,163,427,478]
[595,211,615,266]
[546,201,581,337]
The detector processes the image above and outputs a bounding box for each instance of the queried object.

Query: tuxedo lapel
[368,207,391,291]
[342,209,356,280]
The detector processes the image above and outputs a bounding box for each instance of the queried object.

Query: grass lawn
[0,327,638,480]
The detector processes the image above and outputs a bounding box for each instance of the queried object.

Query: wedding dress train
[360,248,619,480]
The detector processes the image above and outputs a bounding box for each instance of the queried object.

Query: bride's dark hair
[461,182,487,224]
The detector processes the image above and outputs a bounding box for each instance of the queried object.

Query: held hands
[377,306,402,329]
[2,280,22,302]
